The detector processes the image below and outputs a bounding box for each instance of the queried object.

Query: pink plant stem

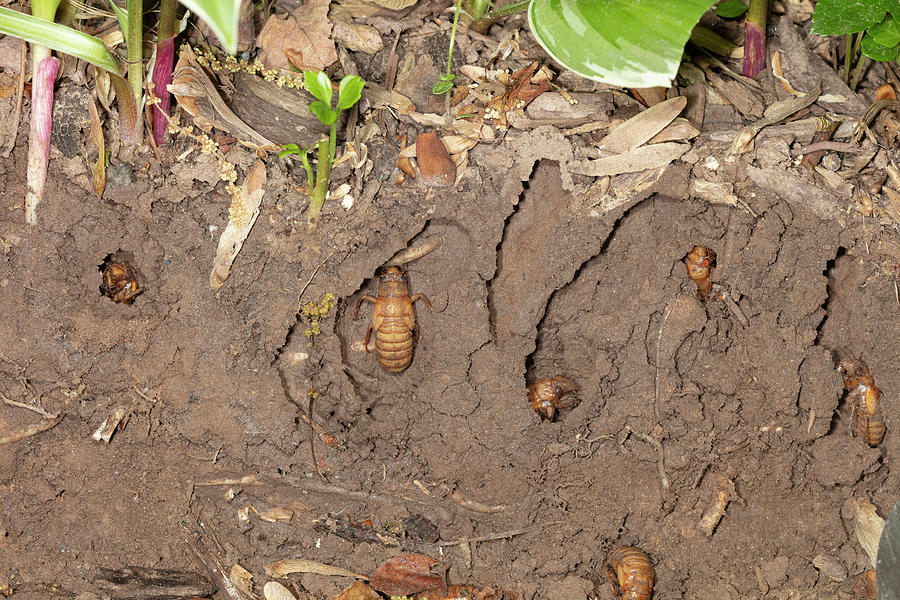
[151,36,174,146]
[742,0,768,78]
[25,55,58,226]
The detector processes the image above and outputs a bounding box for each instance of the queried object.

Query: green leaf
[811,0,900,35]
[528,0,718,88]
[432,79,454,94]
[861,29,900,60]
[715,0,747,18]
[304,71,333,106]
[0,6,120,73]
[109,2,128,36]
[177,0,241,54]
[336,75,364,110]
[310,100,337,125]
[868,12,900,48]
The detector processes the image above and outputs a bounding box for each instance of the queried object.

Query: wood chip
[210,160,267,290]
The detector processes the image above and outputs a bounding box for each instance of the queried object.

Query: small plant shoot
[280,71,364,232]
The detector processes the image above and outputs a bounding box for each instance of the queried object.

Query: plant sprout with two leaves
[280,71,365,232]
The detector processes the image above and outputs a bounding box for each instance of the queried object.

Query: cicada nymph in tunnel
[606,545,655,600]
[684,245,715,301]
[527,377,577,420]
[838,359,886,446]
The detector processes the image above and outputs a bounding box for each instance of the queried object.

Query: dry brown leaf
[883,187,900,225]
[331,11,383,54]
[647,117,699,144]
[263,581,296,600]
[877,83,897,102]
[87,96,105,199]
[229,564,253,597]
[332,581,380,600]
[852,569,877,599]
[571,142,689,177]
[257,0,337,72]
[369,554,441,596]
[210,160,266,290]
[368,0,417,7]
[601,96,687,153]
[265,558,367,580]
[416,131,455,187]
[854,498,885,566]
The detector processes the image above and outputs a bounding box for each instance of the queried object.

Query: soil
[1,8,900,600]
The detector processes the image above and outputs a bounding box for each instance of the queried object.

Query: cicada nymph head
[527,377,578,420]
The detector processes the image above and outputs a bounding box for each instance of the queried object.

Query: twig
[0,390,57,418]
[179,522,243,600]
[0,413,64,445]
[448,487,510,513]
[309,391,325,481]
[790,140,864,156]
[654,302,675,421]
[297,250,335,305]
[618,425,670,489]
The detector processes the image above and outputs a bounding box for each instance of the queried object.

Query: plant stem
[151,0,176,146]
[849,55,870,91]
[25,55,58,226]
[125,0,143,143]
[308,141,331,231]
[24,0,61,225]
[843,34,853,84]
[464,0,491,20]
[444,0,462,84]
[470,0,528,33]
[742,0,768,77]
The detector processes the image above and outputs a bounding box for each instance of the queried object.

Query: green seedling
[813,0,900,90]
[433,0,463,96]
[280,71,364,232]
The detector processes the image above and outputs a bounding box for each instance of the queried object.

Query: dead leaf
[263,581,296,600]
[647,117,699,144]
[852,569,877,599]
[229,564,253,597]
[570,142,689,177]
[257,0,337,72]
[877,84,897,102]
[210,160,266,290]
[600,96,687,153]
[87,96,105,199]
[331,10,383,54]
[265,558,367,580]
[333,581,380,600]
[854,498,885,566]
[367,0,417,8]
[416,132,455,187]
[369,554,441,596]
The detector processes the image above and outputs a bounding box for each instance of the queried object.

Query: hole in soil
[486,168,533,343]
[814,246,846,347]
[98,251,141,305]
